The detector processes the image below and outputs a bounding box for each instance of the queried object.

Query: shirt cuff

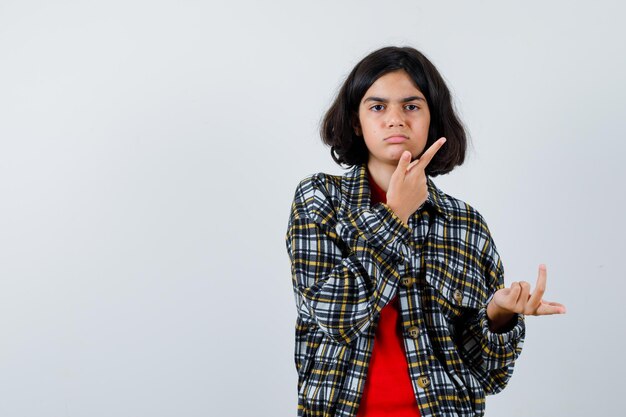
[336,203,412,264]
[476,296,526,345]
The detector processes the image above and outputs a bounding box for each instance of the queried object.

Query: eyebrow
[363,96,426,103]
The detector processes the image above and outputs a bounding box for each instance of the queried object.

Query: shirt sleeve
[285,175,412,345]
[457,216,526,394]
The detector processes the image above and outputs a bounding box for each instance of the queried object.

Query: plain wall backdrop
[1,1,624,416]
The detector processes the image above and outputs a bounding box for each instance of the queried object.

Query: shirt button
[401,277,415,287]
[407,326,420,339]
[453,289,463,304]
[417,375,431,389]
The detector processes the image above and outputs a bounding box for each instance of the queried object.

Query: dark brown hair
[320,46,468,176]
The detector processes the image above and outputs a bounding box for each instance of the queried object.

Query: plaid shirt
[285,163,525,417]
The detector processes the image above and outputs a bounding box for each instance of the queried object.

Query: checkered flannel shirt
[285,163,525,417]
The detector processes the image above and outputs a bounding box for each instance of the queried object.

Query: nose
[385,105,405,127]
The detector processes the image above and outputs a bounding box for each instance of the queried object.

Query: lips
[385,135,408,143]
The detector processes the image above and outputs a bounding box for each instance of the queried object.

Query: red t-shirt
[356,171,421,417]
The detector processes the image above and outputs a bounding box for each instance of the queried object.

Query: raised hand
[386,137,447,224]
[487,264,566,331]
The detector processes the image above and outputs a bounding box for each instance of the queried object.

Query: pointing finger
[527,264,547,310]
[406,158,420,173]
[416,137,447,171]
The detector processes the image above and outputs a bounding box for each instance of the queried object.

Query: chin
[389,150,410,160]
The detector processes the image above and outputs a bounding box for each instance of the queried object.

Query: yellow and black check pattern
[285,163,525,417]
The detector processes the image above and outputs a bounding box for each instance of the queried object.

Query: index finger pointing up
[527,264,547,309]
[416,137,447,171]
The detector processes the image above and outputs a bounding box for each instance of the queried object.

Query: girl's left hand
[486,264,566,331]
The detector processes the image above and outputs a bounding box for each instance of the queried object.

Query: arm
[457,221,526,395]
[285,175,413,345]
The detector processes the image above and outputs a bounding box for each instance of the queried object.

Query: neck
[366,158,397,193]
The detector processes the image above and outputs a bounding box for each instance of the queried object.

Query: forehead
[362,70,424,101]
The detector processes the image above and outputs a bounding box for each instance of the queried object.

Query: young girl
[285,46,565,417]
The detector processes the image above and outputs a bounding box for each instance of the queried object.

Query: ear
[352,116,362,136]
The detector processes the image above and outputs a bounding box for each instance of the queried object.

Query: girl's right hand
[386,137,447,225]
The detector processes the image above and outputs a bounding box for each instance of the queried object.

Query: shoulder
[437,190,500,260]
[289,171,343,224]
[434,190,505,284]
[444,192,492,234]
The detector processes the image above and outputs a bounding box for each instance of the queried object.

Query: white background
[1,1,624,416]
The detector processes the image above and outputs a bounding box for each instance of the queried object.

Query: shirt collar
[342,163,453,222]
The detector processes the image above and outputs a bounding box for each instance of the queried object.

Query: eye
[405,104,420,111]
[370,104,385,112]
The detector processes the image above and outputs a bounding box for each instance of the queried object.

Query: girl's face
[356,70,431,167]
